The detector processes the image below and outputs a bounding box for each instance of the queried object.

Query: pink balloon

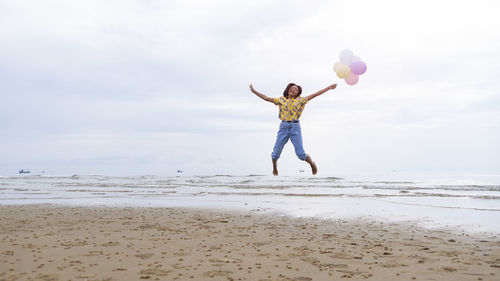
[350,61,367,75]
[345,72,359,86]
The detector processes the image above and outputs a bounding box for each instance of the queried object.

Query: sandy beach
[0,204,499,281]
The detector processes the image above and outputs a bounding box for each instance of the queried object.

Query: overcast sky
[1,0,499,176]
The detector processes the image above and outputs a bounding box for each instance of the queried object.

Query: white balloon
[333,61,343,72]
[339,49,354,66]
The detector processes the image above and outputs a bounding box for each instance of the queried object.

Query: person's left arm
[305,84,337,101]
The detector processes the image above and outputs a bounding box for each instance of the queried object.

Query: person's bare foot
[310,161,317,175]
[272,159,278,176]
[305,155,317,175]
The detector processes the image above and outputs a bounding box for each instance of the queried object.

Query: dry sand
[0,204,499,281]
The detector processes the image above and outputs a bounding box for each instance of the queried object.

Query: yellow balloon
[336,64,351,79]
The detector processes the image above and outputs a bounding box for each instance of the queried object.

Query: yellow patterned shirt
[272,96,309,121]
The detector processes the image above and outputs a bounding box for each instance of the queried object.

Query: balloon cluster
[334,49,367,86]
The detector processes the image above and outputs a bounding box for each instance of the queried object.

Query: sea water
[1,172,499,234]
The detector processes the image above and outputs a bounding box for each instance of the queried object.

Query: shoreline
[2,200,499,237]
[1,204,499,280]
[2,173,500,236]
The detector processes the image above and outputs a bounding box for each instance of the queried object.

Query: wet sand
[0,204,499,281]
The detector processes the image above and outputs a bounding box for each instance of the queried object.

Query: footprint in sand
[140,268,172,276]
[60,240,88,247]
[203,270,232,278]
[295,277,313,281]
[101,241,120,247]
[34,274,59,281]
[135,253,154,259]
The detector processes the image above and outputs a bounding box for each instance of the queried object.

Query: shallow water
[1,172,499,234]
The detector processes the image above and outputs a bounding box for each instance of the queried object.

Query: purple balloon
[350,61,367,75]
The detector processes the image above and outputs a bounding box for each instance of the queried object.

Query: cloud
[1,0,499,175]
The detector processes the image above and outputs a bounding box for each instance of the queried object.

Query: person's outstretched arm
[305,84,337,101]
[250,84,275,103]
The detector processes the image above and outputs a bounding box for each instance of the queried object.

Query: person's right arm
[250,84,275,104]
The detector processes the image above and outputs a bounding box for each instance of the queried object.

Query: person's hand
[249,84,255,92]
[329,84,337,90]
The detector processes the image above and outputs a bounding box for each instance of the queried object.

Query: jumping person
[249,83,337,176]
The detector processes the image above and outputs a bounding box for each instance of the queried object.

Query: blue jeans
[271,121,307,161]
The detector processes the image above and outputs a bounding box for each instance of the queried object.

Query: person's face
[288,85,299,98]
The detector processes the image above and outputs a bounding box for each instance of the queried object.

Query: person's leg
[289,123,307,160]
[272,158,278,176]
[289,123,317,175]
[304,155,318,175]
[271,122,290,176]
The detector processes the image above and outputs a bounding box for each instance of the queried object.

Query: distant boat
[177,170,183,173]
[19,169,31,174]
[299,169,305,173]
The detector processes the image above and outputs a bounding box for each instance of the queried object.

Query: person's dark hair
[282,83,302,98]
